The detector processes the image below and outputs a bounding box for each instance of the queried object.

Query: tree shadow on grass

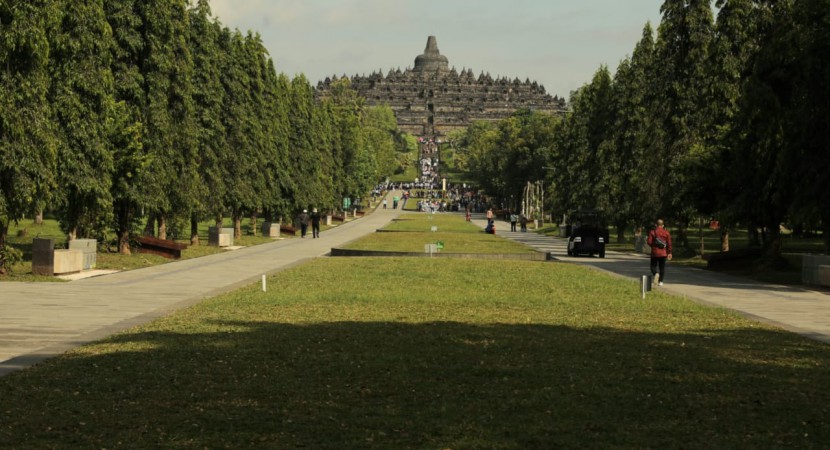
[2,322,829,449]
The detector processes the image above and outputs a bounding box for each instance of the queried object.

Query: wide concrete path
[477,216,830,345]
[0,196,404,376]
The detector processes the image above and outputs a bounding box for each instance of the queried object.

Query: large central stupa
[317,36,567,136]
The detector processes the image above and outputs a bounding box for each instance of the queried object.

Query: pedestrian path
[474,216,830,344]
[0,195,404,376]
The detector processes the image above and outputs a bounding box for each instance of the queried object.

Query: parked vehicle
[566,210,609,258]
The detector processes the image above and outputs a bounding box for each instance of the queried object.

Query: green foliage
[0,243,23,274]
[0,0,60,271]
[50,0,116,239]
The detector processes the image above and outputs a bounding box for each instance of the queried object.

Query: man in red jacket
[647,219,673,286]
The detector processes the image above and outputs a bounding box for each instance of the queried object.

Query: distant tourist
[393,195,400,209]
[298,209,310,238]
[510,211,518,232]
[383,198,387,209]
[486,208,494,222]
[310,208,321,238]
[647,219,673,286]
[485,218,495,234]
[520,214,528,232]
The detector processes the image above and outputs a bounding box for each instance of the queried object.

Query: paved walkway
[0,196,404,376]
[475,216,830,344]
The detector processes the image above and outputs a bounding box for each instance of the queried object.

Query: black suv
[566,210,609,258]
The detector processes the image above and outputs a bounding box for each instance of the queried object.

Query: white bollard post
[262,274,267,292]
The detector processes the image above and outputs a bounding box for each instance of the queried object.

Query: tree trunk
[67,228,77,243]
[824,221,830,255]
[190,214,200,246]
[143,212,156,236]
[676,220,689,250]
[35,210,43,225]
[158,214,167,240]
[615,223,626,244]
[721,229,730,252]
[250,211,258,237]
[118,228,131,255]
[215,214,223,229]
[748,224,761,247]
[233,210,242,240]
[0,220,7,274]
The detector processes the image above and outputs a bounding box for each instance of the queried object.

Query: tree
[50,0,115,241]
[187,0,226,244]
[0,0,59,273]
[653,0,715,249]
[105,0,149,254]
[606,23,663,241]
[137,0,197,240]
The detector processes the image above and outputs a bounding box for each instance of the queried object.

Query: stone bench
[136,235,188,259]
[702,248,763,270]
[332,214,347,222]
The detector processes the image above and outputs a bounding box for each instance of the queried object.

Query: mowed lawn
[342,213,537,254]
[1,258,828,448]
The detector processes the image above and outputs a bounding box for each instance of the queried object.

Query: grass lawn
[342,213,536,254]
[1,258,828,448]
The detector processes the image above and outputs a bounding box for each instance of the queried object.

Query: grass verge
[341,213,536,254]
[1,258,828,448]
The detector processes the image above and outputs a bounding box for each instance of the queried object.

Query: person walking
[520,214,528,232]
[298,209,310,238]
[647,218,673,286]
[509,211,518,232]
[310,208,321,238]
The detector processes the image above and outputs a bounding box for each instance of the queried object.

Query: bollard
[262,274,267,292]
[641,275,653,299]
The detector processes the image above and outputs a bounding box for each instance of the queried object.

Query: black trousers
[650,257,667,282]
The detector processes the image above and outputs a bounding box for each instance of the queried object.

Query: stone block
[53,249,83,275]
[819,266,830,287]
[802,254,830,286]
[325,215,332,226]
[69,238,97,270]
[261,222,280,238]
[32,238,55,276]
[208,226,234,247]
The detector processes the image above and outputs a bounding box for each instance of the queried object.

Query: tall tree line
[0,0,399,273]
[459,0,829,257]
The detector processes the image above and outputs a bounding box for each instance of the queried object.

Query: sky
[208,0,666,99]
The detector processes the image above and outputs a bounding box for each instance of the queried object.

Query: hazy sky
[208,0,665,99]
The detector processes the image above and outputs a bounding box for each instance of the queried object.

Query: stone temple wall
[316,36,567,137]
